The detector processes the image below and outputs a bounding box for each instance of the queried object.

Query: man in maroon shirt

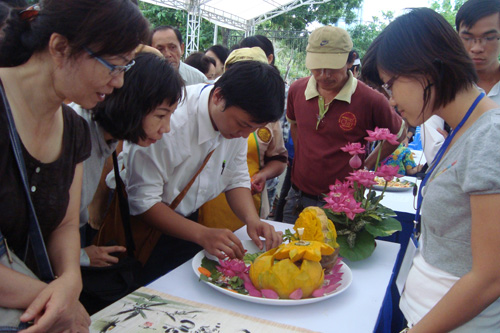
[283,26,405,224]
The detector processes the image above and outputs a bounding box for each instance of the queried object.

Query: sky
[362,0,431,23]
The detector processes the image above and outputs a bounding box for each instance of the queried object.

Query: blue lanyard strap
[412,92,485,246]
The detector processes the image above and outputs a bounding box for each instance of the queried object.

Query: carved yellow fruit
[294,206,339,249]
[249,240,333,299]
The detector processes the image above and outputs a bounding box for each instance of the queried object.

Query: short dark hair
[0,0,150,67]
[205,44,230,64]
[91,53,185,144]
[456,0,500,31]
[213,61,284,123]
[185,51,215,75]
[150,25,183,45]
[362,8,477,112]
[239,35,275,65]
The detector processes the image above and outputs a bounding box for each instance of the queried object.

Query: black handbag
[79,152,143,315]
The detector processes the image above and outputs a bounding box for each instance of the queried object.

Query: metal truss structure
[140,0,333,55]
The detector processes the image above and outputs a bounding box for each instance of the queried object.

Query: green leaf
[375,205,397,216]
[324,210,348,225]
[243,251,264,265]
[364,217,402,237]
[201,257,221,280]
[366,213,382,221]
[337,230,376,261]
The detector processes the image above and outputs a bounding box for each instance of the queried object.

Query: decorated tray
[372,177,415,192]
[192,240,352,306]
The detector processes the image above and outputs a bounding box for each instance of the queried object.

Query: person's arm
[225,187,282,251]
[139,202,245,260]
[20,163,90,333]
[251,160,287,194]
[409,193,500,332]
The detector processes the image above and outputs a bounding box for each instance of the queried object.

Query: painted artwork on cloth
[90,287,316,333]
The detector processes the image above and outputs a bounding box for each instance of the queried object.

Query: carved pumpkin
[294,206,340,270]
[249,240,334,299]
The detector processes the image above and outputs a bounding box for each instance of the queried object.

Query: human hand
[84,245,126,267]
[19,274,89,333]
[199,227,245,260]
[246,219,282,251]
[250,173,266,194]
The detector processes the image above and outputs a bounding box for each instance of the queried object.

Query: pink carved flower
[324,192,365,220]
[217,258,249,277]
[340,142,365,155]
[365,127,399,145]
[375,165,403,181]
[346,169,378,188]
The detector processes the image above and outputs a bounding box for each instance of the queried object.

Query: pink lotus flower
[375,165,403,181]
[324,192,365,220]
[349,154,362,169]
[365,127,399,145]
[346,169,377,188]
[217,258,249,277]
[328,180,354,197]
[340,142,365,155]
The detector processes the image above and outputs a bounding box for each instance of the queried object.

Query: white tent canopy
[140,0,331,54]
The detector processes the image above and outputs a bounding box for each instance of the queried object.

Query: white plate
[192,240,353,306]
[372,179,415,192]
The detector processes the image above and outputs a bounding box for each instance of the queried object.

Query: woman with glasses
[74,51,184,267]
[0,0,149,331]
[363,8,500,332]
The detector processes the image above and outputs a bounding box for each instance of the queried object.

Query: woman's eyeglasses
[84,47,135,77]
[382,76,398,98]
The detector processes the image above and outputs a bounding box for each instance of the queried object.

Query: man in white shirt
[150,25,207,86]
[457,0,500,104]
[125,61,285,282]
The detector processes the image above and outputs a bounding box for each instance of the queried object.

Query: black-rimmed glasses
[84,47,135,77]
[381,76,398,98]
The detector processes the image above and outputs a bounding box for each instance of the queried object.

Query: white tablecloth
[148,221,400,333]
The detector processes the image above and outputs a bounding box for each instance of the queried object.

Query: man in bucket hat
[282,26,405,224]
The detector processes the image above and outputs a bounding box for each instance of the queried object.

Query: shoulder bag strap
[112,151,136,257]
[169,149,215,210]
[0,82,55,281]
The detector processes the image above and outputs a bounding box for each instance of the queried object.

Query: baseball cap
[306,26,353,70]
[224,47,268,71]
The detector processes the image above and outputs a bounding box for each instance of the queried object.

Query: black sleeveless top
[0,87,91,271]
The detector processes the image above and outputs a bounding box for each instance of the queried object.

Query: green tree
[348,12,393,59]
[262,0,363,30]
[430,0,465,27]
[139,2,219,56]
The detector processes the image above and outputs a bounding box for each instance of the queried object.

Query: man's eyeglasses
[460,35,500,47]
[381,76,398,98]
[84,47,135,77]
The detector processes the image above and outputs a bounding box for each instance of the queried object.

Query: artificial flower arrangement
[198,208,345,300]
[322,127,403,261]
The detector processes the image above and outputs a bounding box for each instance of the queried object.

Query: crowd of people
[0,0,499,332]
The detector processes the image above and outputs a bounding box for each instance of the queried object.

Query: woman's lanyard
[411,92,485,247]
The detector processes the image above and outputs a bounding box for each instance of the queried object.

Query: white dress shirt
[124,84,251,217]
[178,62,207,86]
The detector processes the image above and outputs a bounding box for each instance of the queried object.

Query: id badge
[396,239,418,295]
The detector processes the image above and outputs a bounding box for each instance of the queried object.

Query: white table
[148,221,400,333]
